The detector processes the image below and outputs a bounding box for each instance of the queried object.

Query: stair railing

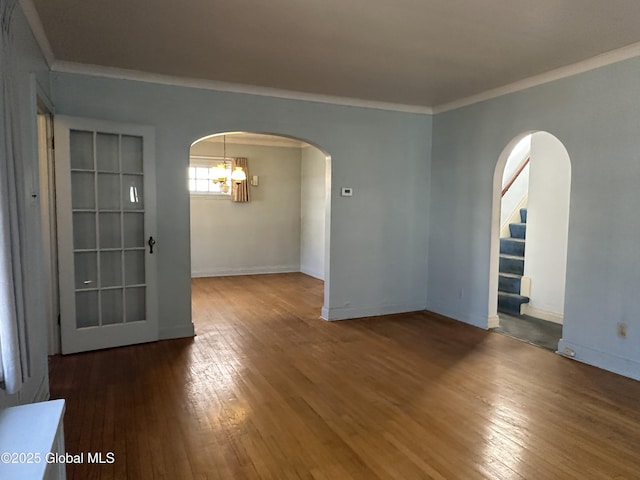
[501,156,530,197]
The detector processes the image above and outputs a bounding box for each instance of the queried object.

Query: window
[188,159,232,195]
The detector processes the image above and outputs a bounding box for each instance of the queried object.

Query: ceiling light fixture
[210,134,246,192]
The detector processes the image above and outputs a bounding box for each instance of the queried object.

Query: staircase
[498,208,530,315]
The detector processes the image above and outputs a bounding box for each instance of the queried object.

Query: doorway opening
[188,132,331,329]
[35,93,61,355]
[490,131,571,351]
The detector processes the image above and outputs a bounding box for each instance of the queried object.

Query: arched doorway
[188,132,331,326]
[489,131,571,350]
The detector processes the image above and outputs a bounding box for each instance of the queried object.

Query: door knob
[148,236,156,254]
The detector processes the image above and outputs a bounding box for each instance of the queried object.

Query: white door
[55,116,158,354]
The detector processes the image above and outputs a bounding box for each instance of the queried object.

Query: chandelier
[211,135,246,193]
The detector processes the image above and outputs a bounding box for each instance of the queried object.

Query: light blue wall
[52,73,432,333]
[21,1,640,386]
[429,57,640,379]
[1,4,52,407]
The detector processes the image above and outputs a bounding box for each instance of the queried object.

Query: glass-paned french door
[55,117,157,354]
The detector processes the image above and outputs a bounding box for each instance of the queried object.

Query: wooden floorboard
[49,273,640,479]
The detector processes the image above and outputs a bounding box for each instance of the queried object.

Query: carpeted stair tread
[498,207,528,313]
[499,255,525,275]
[501,238,525,244]
[498,292,530,301]
[498,273,522,294]
[499,253,525,260]
[499,272,522,279]
[509,223,527,239]
[500,238,525,254]
[498,291,530,315]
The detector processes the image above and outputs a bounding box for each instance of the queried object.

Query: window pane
[98,173,121,210]
[76,291,99,328]
[125,287,145,322]
[123,175,144,210]
[71,172,95,209]
[188,161,232,195]
[101,289,124,325]
[121,135,143,173]
[73,212,96,249]
[70,130,94,170]
[99,212,121,248]
[96,133,119,171]
[123,212,144,248]
[100,251,123,288]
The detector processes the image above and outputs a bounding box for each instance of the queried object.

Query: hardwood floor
[49,273,640,479]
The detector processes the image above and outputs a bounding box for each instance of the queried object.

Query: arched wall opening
[489,131,571,347]
[188,131,331,317]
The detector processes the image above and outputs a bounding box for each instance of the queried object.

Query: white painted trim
[556,339,640,382]
[426,300,493,329]
[191,265,300,278]
[159,323,195,340]
[487,314,500,329]
[18,0,55,67]
[18,0,640,118]
[488,134,536,333]
[321,303,426,321]
[433,41,640,113]
[521,305,563,325]
[300,264,324,280]
[200,134,305,148]
[51,61,434,115]
[500,195,528,237]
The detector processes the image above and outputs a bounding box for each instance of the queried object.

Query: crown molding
[19,0,55,67]
[433,41,640,114]
[51,61,434,115]
[20,0,640,119]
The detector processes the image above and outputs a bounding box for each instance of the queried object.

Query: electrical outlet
[617,322,628,338]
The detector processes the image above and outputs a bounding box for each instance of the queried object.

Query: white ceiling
[30,0,640,109]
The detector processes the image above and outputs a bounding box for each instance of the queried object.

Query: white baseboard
[426,299,493,329]
[487,314,500,329]
[557,339,640,382]
[191,265,299,277]
[159,323,195,340]
[522,304,564,324]
[321,303,426,321]
[300,264,324,280]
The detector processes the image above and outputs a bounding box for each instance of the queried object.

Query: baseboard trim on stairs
[500,196,528,237]
[521,304,563,324]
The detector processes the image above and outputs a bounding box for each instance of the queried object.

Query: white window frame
[188,156,233,196]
